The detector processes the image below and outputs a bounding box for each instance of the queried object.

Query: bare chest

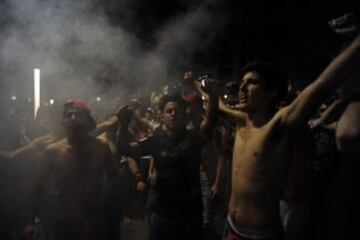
[232,120,292,178]
[52,147,105,183]
[232,125,281,173]
[232,128,258,173]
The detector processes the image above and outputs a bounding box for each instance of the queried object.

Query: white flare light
[49,99,54,105]
[34,69,40,118]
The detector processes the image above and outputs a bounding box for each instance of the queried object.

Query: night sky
[0,0,358,113]
[100,0,358,86]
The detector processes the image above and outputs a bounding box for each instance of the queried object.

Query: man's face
[238,71,274,112]
[63,108,89,135]
[183,71,193,82]
[161,101,185,130]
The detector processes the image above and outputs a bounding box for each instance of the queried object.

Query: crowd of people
[0,13,359,240]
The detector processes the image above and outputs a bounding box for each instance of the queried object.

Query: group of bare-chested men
[1,13,359,240]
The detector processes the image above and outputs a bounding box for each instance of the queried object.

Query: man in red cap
[23,99,120,240]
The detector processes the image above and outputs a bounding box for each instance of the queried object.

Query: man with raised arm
[217,30,360,239]
[116,81,219,240]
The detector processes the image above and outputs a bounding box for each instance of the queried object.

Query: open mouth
[169,119,177,125]
[239,92,248,103]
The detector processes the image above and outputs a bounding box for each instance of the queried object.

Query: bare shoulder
[262,107,291,136]
[31,134,53,144]
[37,141,65,168]
[94,137,109,146]
[96,133,108,144]
[43,140,67,154]
[93,137,111,153]
[272,107,290,122]
[269,106,299,128]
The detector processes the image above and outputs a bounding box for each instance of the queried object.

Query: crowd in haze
[0,12,360,240]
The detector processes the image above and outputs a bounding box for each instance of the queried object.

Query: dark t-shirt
[138,126,204,217]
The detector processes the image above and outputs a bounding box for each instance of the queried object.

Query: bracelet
[135,172,145,183]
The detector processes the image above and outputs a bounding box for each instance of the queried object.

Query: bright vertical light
[34,68,40,118]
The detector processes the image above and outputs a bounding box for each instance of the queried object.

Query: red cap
[64,99,91,112]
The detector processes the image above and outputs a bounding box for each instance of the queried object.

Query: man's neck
[67,133,90,147]
[247,108,274,128]
[162,125,186,139]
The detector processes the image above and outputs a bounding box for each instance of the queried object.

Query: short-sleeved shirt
[138,126,205,217]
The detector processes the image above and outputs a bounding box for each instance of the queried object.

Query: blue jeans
[149,212,203,240]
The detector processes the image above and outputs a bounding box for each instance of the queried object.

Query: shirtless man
[217,31,360,239]
[23,99,120,240]
[0,103,121,240]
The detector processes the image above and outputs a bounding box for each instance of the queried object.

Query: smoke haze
[1,0,225,120]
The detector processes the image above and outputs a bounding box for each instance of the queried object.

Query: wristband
[135,172,145,183]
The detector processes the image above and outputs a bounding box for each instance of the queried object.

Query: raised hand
[328,13,359,36]
[205,78,221,97]
[116,105,133,127]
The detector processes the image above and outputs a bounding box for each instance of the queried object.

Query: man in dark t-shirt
[117,88,218,240]
[138,126,204,217]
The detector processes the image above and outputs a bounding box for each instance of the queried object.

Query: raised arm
[309,98,349,129]
[284,13,360,127]
[0,150,12,160]
[199,79,220,138]
[1,116,119,162]
[195,81,246,125]
[0,135,55,161]
[283,33,360,128]
[218,98,247,125]
[90,115,119,137]
[115,106,143,158]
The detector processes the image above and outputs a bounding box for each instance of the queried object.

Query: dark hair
[158,94,187,112]
[240,61,288,106]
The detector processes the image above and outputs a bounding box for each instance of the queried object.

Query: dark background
[0,0,358,92]
[100,0,358,87]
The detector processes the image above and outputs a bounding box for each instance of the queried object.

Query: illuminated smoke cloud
[0,0,224,120]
